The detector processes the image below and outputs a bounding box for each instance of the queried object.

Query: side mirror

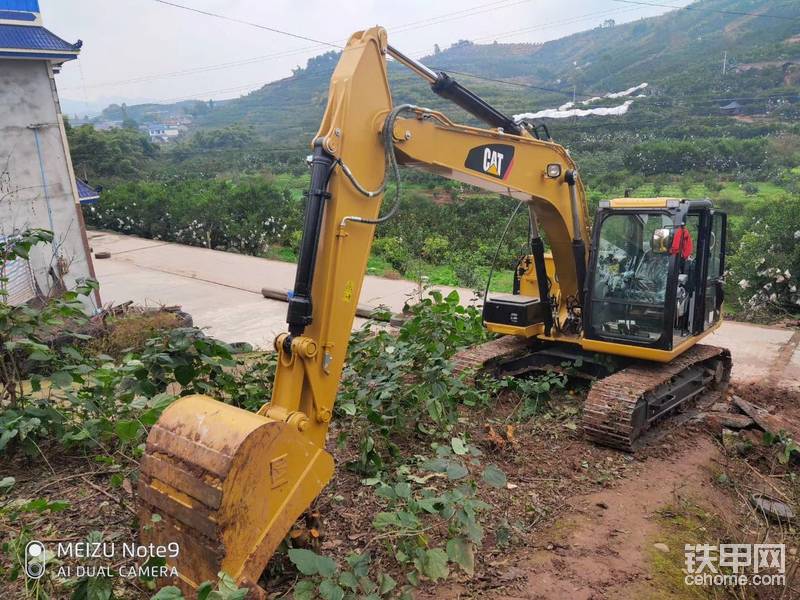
[651,228,672,253]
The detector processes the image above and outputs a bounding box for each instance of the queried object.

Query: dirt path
[442,380,800,600]
[493,436,723,600]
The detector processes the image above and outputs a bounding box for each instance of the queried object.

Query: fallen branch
[80,476,136,516]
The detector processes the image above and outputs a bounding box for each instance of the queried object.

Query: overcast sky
[40,0,689,114]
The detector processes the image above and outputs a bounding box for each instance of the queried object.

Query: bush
[84,177,297,256]
[421,235,450,264]
[741,182,759,196]
[372,236,409,271]
[337,289,489,474]
[624,138,769,175]
[726,196,800,318]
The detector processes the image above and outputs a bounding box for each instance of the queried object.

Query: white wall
[0,58,97,311]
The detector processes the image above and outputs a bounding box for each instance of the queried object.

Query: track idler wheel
[138,395,334,596]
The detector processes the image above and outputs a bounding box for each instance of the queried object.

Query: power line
[115,0,799,114]
[63,45,324,91]
[429,67,602,100]
[391,0,532,34]
[433,66,800,104]
[609,0,800,22]
[470,6,637,43]
[150,0,342,47]
[403,6,637,58]
[71,0,527,91]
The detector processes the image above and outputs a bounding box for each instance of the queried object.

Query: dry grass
[85,311,183,359]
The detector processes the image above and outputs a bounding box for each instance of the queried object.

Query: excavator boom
[139,27,394,596]
[139,25,730,596]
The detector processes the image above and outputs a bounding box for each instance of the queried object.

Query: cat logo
[464,144,515,180]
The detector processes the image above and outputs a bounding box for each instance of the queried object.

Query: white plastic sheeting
[513,82,648,121]
[514,99,635,120]
[603,82,648,99]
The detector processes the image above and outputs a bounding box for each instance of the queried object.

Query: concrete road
[89,231,800,388]
[89,231,476,350]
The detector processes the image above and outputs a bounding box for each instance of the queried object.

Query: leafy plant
[337,290,489,474]
[289,550,399,600]
[762,430,800,465]
[509,371,567,419]
[150,571,248,600]
[2,526,54,600]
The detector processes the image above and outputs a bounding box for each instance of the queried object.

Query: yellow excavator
[138,27,731,596]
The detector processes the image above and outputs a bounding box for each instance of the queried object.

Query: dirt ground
[2,362,799,599]
[415,382,800,600]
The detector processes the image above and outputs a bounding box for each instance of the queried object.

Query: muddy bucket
[138,395,334,596]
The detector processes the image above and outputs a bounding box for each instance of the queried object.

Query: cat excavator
[138,27,731,596]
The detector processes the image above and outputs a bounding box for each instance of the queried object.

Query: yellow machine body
[139,26,725,595]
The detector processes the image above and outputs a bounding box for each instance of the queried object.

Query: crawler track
[452,335,532,379]
[582,344,731,451]
[453,337,732,453]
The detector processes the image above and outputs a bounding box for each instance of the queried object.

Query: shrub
[372,236,409,271]
[741,182,759,196]
[84,177,296,256]
[421,235,450,264]
[624,138,769,175]
[337,290,489,474]
[726,196,800,317]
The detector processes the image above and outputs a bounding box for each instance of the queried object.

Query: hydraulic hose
[338,103,416,226]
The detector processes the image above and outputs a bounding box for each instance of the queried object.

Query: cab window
[590,213,674,343]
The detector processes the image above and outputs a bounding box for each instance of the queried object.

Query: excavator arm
[389,106,591,331]
[138,26,592,596]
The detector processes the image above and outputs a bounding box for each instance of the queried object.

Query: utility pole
[722,51,727,76]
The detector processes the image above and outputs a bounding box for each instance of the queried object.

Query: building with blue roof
[76,179,101,205]
[0,0,99,309]
[0,0,81,62]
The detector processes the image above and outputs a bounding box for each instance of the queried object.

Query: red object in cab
[671,225,693,259]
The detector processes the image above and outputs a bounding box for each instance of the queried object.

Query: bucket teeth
[138,394,334,596]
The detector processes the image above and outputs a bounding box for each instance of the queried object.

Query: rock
[750,494,796,523]
[653,543,670,553]
[711,402,733,413]
[717,413,755,429]
[721,428,740,450]
[704,412,754,435]
[596,501,609,510]
[732,395,800,441]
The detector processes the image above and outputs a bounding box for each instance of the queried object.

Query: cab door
[701,211,726,330]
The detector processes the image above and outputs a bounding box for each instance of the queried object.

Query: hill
[106,0,800,144]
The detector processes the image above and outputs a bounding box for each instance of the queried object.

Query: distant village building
[0,0,99,309]
[94,119,123,131]
[719,101,743,116]
[144,123,181,143]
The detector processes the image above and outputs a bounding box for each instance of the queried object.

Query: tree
[67,125,158,179]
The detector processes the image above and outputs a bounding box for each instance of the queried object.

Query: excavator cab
[585,199,727,350]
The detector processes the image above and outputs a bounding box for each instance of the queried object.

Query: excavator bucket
[138,395,334,596]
